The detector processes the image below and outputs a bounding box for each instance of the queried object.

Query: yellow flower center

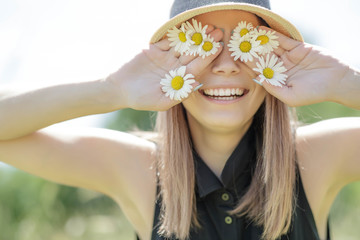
[178,32,187,42]
[256,35,269,45]
[263,67,274,79]
[171,76,184,90]
[240,28,249,37]
[239,41,252,53]
[202,41,213,52]
[192,33,203,45]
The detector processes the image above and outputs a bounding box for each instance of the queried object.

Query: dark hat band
[170,0,271,18]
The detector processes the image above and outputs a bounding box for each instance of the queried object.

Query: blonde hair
[155,95,297,240]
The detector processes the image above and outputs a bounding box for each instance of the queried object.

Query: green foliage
[330,182,360,240]
[296,102,360,123]
[106,109,157,132]
[0,168,135,240]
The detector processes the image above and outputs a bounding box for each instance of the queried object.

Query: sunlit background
[0,0,359,239]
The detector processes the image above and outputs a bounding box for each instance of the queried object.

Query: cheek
[253,87,267,104]
[248,88,267,115]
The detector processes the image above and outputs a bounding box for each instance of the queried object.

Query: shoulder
[58,127,159,237]
[296,117,360,174]
[38,126,159,198]
[46,126,158,163]
[296,117,360,141]
[296,117,360,184]
[295,117,360,235]
[65,126,158,183]
[296,117,360,160]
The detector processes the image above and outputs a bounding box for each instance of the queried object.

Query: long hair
[155,95,297,240]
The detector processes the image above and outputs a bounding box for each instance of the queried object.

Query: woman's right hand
[105,26,223,111]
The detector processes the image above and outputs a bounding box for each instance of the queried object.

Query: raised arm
[252,27,360,183]
[0,80,118,140]
[253,26,360,110]
[0,26,224,234]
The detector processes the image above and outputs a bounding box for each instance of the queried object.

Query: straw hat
[150,0,303,44]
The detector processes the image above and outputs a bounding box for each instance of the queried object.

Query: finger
[145,45,178,68]
[179,52,197,65]
[154,38,172,51]
[208,28,223,41]
[258,26,302,51]
[241,54,261,71]
[187,44,224,74]
[205,24,215,34]
[169,46,181,58]
[179,28,224,66]
[272,46,286,57]
[253,75,287,100]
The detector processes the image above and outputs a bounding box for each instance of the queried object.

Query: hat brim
[150,2,303,43]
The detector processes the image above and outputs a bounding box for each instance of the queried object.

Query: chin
[187,110,255,134]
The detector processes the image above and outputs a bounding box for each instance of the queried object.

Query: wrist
[95,77,127,112]
[333,66,360,109]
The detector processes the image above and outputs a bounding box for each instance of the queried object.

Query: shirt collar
[193,125,257,199]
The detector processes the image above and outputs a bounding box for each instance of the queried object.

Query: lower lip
[200,91,248,104]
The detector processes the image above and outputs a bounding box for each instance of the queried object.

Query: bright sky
[0,0,359,128]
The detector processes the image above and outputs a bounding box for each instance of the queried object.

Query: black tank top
[146,126,330,240]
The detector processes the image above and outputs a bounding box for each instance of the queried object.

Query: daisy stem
[252,78,263,86]
[193,83,204,92]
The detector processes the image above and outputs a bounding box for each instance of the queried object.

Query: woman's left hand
[253,27,360,109]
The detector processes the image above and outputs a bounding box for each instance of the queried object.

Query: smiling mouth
[200,88,248,100]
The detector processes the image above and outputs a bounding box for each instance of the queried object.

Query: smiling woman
[0,0,360,240]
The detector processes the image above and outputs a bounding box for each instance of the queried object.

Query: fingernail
[252,78,263,86]
[219,28,225,33]
[193,83,203,92]
[255,25,260,30]
[219,41,224,46]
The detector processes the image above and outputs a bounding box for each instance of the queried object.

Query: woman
[0,0,359,239]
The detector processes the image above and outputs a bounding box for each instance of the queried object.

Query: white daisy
[253,54,288,87]
[167,23,193,54]
[252,28,279,55]
[185,19,208,56]
[198,35,220,59]
[228,34,261,62]
[160,66,196,101]
[232,21,254,38]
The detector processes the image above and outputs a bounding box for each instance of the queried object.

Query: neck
[188,115,252,178]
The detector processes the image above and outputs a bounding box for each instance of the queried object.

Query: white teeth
[203,88,245,97]
[236,89,244,95]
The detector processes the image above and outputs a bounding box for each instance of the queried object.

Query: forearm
[0,79,121,140]
[334,66,360,110]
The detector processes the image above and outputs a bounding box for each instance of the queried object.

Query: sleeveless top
[144,125,331,240]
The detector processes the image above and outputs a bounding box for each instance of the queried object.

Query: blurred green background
[0,103,359,240]
[0,0,359,239]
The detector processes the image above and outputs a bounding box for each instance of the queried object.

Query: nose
[211,44,241,76]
